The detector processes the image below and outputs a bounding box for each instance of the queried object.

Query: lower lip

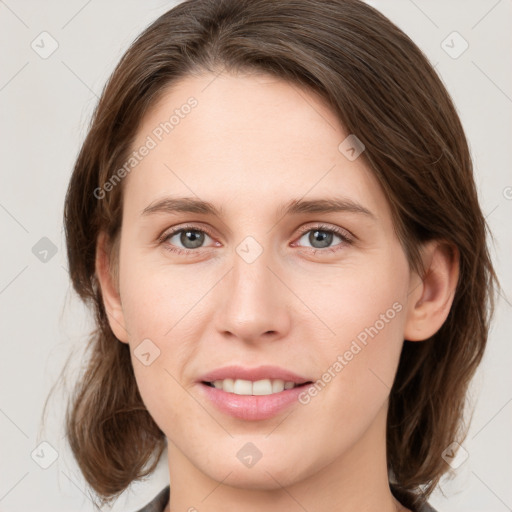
[198,382,312,421]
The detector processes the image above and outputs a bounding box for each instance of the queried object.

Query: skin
[96,70,459,512]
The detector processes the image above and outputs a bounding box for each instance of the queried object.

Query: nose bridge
[214,234,290,340]
[233,239,272,297]
[231,235,277,312]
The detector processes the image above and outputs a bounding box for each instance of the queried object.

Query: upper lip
[198,365,312,384]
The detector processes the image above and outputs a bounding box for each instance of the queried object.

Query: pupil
[310,230,332,249]
[181,230,204,249]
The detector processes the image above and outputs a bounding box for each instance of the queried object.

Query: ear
[404,240,459,342]
[95,231,129,343]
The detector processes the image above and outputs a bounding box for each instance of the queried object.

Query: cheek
[119,256,209,340]
[301,249,408,347]
[302,249,409,412]
[118,257,221,425]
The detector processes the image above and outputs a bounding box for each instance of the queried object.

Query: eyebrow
[141,196,375,219]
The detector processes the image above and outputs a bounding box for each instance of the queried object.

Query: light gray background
[0,1,511,511]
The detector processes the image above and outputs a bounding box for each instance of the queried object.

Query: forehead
[124,71,390,223]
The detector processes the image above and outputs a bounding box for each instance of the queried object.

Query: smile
[203,378,311,395]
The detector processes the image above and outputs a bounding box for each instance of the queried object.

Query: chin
[208,463,303,491]
[198,444,313,490]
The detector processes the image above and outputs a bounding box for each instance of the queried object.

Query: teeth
[210,378,300,395]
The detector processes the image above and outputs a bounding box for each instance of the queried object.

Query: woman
[63,0,497,511]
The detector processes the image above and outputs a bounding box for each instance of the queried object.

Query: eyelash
[158,223,353,256]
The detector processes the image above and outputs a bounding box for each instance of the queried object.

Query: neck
[165,402,409,512]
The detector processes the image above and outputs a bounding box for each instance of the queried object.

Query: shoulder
[133,486,170,512]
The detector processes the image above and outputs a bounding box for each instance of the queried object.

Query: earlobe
[95,232,129,343]
[404,241,459,342]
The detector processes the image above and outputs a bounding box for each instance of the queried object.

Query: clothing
[134,485,439,512]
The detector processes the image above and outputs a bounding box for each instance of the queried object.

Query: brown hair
[62,0,497,508]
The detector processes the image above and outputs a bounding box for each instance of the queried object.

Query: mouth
[198,377,315,421]
[201,378,313,396]
[197,365,314,419]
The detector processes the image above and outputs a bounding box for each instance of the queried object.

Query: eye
[159,225,217,255]
[158,223,353,256]
[293,224,353,253]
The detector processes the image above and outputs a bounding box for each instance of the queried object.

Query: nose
[213,244,292,344]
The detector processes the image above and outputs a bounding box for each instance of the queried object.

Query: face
[106,71,417,489]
